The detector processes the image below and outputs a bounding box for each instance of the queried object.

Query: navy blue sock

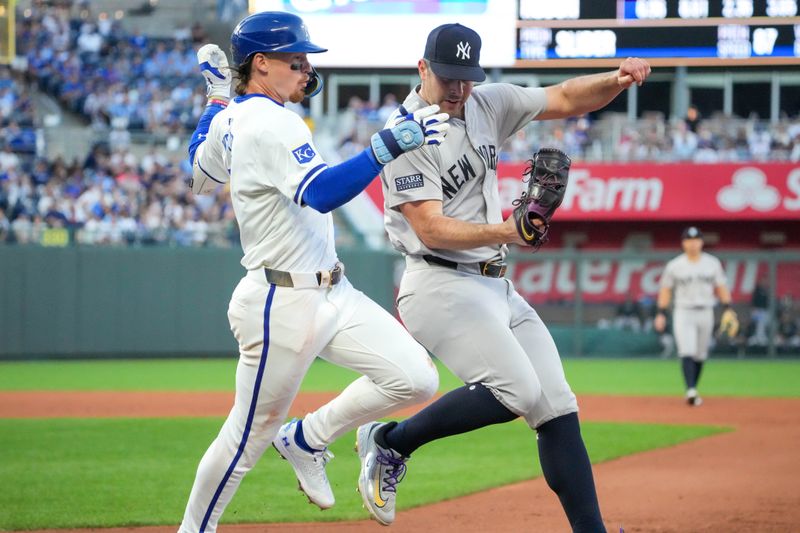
[383,383,518,457]
[681,357,697,389]
[537,412,605,533]
[293,419,322,453]
[693,360,704,387]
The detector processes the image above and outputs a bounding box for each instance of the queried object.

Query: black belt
[422,255,507,278]
[263,262,344,288]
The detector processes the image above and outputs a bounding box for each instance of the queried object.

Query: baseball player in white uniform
[177,12,451,532]
[654,226,732,406]
[354,23,651,532]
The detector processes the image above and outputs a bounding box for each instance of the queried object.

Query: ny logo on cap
[456,41,471,60]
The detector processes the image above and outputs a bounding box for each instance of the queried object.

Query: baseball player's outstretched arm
[301,150,383,213]
[537,57,651,120]
[302,105,449,213]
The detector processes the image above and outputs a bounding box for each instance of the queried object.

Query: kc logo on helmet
[456,41,471,60]
[292,143,316,164]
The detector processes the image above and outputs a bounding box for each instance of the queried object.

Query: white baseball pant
[179,271,437,532]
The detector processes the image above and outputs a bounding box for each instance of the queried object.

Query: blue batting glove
[370,104,450,164]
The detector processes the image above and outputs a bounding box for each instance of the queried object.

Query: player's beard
[289,83,306,104]
[440,98,465,119]
[288,86,306,104]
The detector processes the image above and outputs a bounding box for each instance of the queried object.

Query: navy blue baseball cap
[424,23,486,82]
[682,226,703,240]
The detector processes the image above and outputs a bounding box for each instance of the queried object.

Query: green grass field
[1,358,799,397]
[0,418,724,530]
[1,358,796,529]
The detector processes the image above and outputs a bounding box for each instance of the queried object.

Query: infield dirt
[4,392,798,533]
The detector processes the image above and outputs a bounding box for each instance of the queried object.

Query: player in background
[177,12,450,532]
[654,226,733,406]
[355,23,651,533]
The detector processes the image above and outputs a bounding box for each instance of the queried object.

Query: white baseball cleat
[356,422,408,526]
[273,419,335,510]
[685,388,703,406]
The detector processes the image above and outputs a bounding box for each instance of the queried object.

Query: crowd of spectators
[607,108,800,164]
[2,1,797,357]
[0,68,37,157]
[0,1,236,247]
[3,88,800,249]
[0,141,237,247]
[3,2,800,253]
[329,95,800,165]
[12,0,800,160]
[17,0,208,136]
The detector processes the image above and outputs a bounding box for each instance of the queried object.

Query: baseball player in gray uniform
[354,23,651,532]
[178,12,450,532]
[654,226,733,406]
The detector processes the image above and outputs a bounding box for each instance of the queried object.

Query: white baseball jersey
[195,94,337,272]
[660,253,727,309]
[180,93,438,533]
[381,84,547,264]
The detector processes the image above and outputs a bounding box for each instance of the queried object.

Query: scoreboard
[251,0,798,68]
[517,0,800,66]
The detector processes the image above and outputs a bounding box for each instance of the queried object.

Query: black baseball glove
[511,148,571,250]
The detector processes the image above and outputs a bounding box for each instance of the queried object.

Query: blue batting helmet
[231,11,327,65]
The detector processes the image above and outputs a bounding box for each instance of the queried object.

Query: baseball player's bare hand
[617,57,651,89]
[654,313,666,333]
[502,215,543,246]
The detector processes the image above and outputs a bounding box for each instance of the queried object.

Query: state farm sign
[562,171,663,212]
[497,163,800,220]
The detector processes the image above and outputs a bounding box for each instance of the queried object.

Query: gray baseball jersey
[380,84,577,428]
[382,83,547,264]
[660,253,727,309]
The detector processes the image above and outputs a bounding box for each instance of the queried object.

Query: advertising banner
[364,163,800,221]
